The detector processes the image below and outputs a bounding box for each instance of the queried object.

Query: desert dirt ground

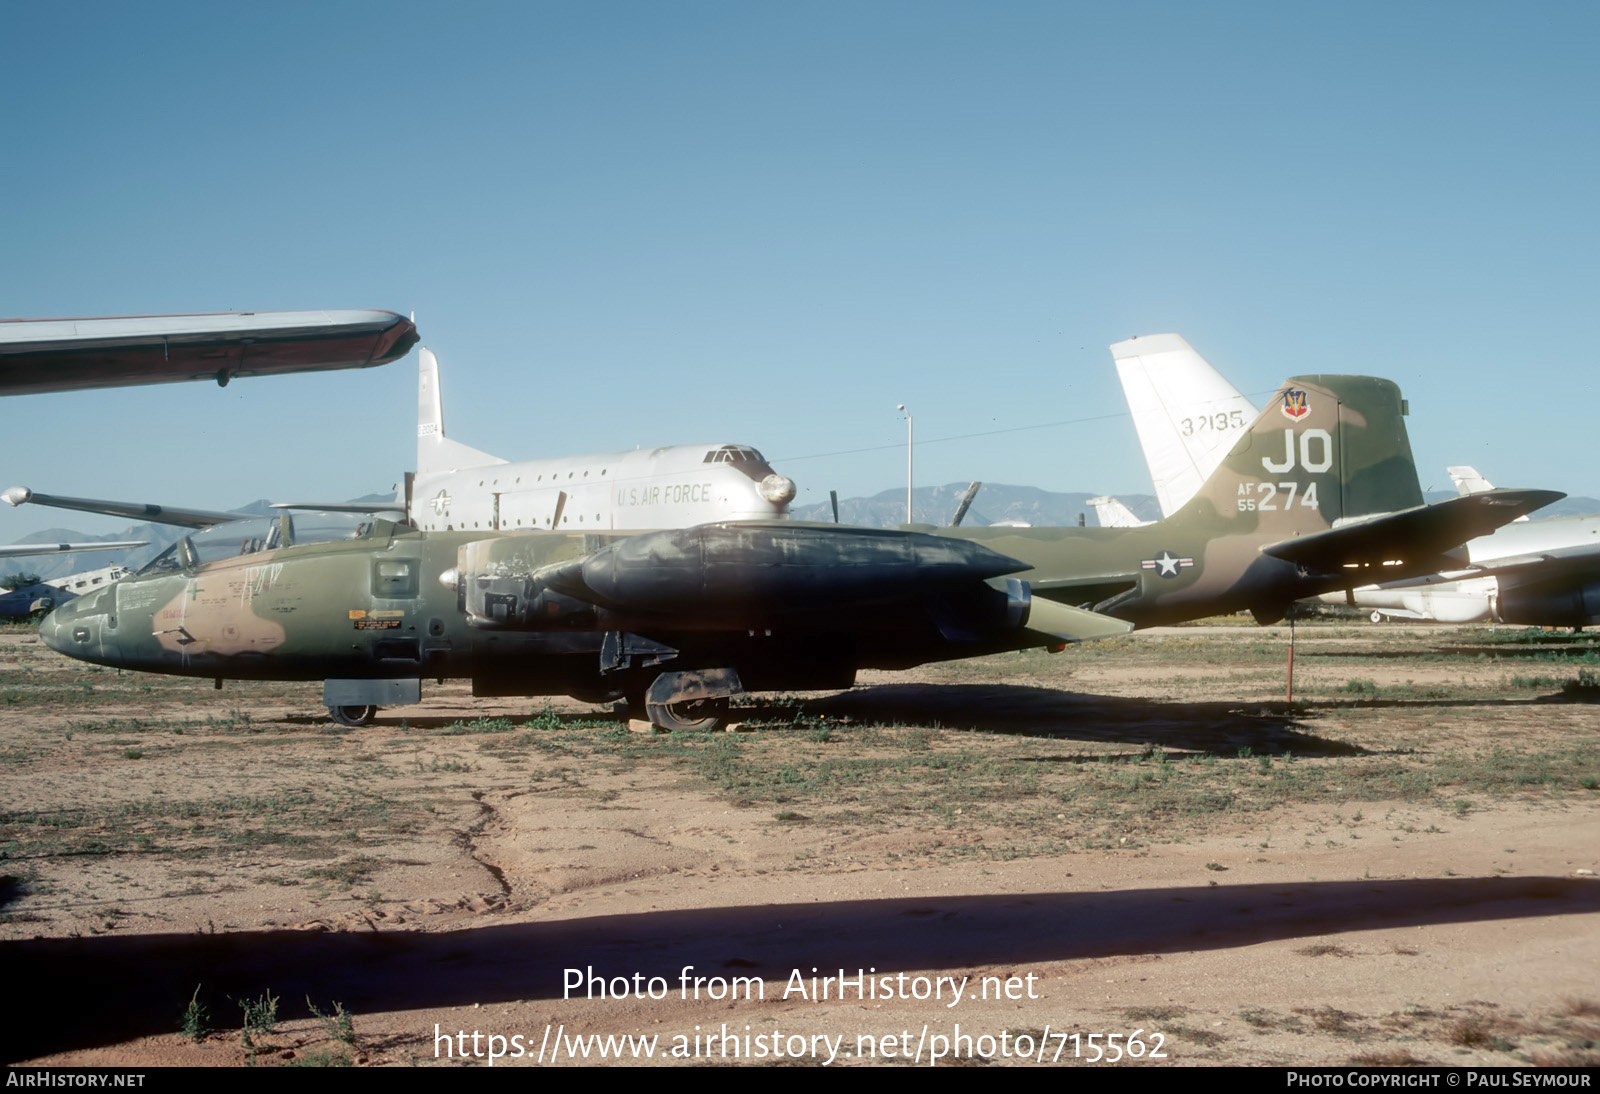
[2,619,1597,1068]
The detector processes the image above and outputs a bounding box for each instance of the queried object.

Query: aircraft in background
[39,373,1557,727]
[5,341,796,546]
[1086,496,1149,528]
[403,347,797,532]
[0,539,147,618]
[1112,334,1260,518]
[0,310,418,396]
[1109,334,1600,627]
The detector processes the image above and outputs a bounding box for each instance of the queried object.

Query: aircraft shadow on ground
[5,876,1596,1059]
[780,684,1367,757]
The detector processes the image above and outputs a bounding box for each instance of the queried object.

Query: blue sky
[3,1,1596,539]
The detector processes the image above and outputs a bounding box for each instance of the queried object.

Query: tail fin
[416,347,506,475]
[1448,465,1494,495]
[1098,375,1553,628]
[1189,375,1422,532]
[1448,464,1528,522]
[1086,496,1150,528]
[1111,334,1259,517]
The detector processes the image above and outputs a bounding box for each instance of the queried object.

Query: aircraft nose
[758,474,797,507]
[36,602,79,655]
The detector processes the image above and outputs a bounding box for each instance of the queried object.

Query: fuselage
[35,506,1350,698]
[412,444,796,532]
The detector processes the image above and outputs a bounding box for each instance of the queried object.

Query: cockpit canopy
[136,512,383,575]
[703,445,777,482]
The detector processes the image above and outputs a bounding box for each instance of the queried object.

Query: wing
[0,309,418,396]
[0,540,147,558]
[269,501,407,518]
[3,486,241,529]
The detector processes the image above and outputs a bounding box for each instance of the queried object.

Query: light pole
[896,403,913,524]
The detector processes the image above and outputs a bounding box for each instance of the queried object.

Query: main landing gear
[632,668,743,732]
[328,705,378,727]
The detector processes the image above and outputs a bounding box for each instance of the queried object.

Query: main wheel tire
[646,697,730,732]
[329,704,377,727]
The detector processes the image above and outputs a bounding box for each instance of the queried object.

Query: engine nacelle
[1494,576,1600,628]
[565,523,1027,616]
[455,533,610,630]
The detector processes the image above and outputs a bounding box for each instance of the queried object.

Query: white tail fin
[1111,334,1259,518]
[417,347,506,475]
[1447,465,1495,495]
[1448,465,1527,520]
[1085,495,1149,528]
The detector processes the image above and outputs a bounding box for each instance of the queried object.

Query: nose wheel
[328,704,377,727]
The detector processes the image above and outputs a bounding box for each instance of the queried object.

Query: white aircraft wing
[0,540,148,558]
[0,309,418,396]
[1111,334,1259,518]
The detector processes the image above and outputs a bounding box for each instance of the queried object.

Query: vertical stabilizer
[1187,375,1423,533]
[1112,334,1259,518]
[416,347,507,475]
[1448,466,1495,495]
[1449,464,1527,520]
[1086,496,1150,528]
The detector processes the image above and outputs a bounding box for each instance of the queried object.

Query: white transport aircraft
[405,348,797,532]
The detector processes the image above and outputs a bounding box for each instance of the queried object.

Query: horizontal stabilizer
[1262,489,1564,574]
[1024,597,1135,642]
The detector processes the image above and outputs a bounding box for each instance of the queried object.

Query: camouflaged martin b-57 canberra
[39,374,1559,730]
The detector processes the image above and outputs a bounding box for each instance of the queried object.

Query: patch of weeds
[1296,944,1353,958]
[1349,1049,1430,1066]
[773,811,808,823]
[289,1048,353,1066]
[1296,1006,1364,1038]
[305,855,385,889]
[238,989,279,1037]
[180,985,210,1042]
[1448,1015,1513,1051]
[1167,1025,1227,1046]
[1123,1005,1187,1021]
[1339,678,1380,698]
[307,997,356,1045]
[1529,1048,1600,1067]
[439,716,516,736]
